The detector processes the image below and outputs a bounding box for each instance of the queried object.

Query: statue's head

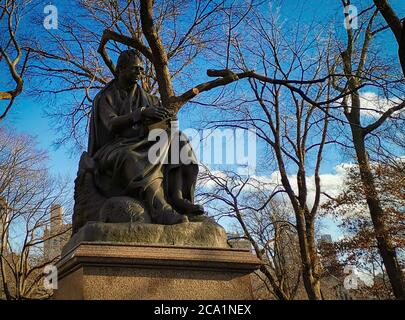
[116,49,144,85]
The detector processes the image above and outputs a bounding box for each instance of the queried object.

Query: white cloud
[359,91,403,118]
[333,91,404,118]
[263,164,350,208]
[199,163,353,209]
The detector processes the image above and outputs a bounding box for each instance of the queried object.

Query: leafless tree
[0,128,71,300]
[331,0,405,299]
[195,6,346,299]
[198,168,301,300]
[27,0,264,149]
[208,1,405,299]
[28,0,342,149]
[0,0,32,121]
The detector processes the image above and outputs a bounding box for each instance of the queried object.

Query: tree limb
[140,0,174,107]
[98,29,154,77]
[373,0,405,76]
[364,101,405,134]
[373,0,402,41]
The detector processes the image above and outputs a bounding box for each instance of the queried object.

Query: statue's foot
[188,204,205,215]
[154,205,188,225]
[171,198,205,216]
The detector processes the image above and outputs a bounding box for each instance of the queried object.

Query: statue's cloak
[87,80,198,204]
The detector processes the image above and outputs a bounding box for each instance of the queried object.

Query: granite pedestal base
[53,242,261,300]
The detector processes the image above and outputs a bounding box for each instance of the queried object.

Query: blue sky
[3,0,404,174]
[1,0,404,237]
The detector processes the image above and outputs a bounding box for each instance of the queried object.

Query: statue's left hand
[141,106,172,121]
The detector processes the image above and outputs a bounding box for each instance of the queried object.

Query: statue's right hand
[141,106,171,120]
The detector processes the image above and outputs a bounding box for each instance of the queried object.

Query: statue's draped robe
[88,80,198,205]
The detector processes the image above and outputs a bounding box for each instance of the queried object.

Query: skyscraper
[43,205,70,261]
[0,197,9,253]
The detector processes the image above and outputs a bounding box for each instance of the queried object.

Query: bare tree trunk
[350,125,405,299]
[338,4,405,298]
[0,254,12,300]
[276,152,322,300]
[400,23,405,77]
[373,0,405,76]
[139,0,174,108]
[305,213,322,299]
[294,209,322,300]
[259,265,289,300]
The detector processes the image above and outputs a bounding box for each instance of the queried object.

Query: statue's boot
[187,203,204,215]
[153,205,189,225]
[171,197,204,216]
[145,183,188,225]
[124,178,188,225]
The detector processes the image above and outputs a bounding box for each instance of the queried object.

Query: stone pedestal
[53,242,261,300]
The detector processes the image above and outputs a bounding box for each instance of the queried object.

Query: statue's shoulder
[94,80,116,105]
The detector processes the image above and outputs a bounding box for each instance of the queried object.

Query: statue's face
[118,58,144,85]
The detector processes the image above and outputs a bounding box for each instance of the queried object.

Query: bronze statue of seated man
[74,49,204,230]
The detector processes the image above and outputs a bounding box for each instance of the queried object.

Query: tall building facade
[43,205,71,261]
[0,197,9,253]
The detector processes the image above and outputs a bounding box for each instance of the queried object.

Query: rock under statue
[72,50,204,234]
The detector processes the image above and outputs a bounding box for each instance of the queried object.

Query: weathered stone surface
[62,216,228,256]
[54,242,262,300]
[72,154,106,234]
[99,196,151,223]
